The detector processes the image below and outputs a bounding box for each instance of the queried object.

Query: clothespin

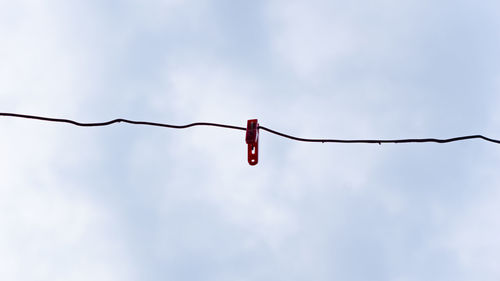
[245,119,259,166]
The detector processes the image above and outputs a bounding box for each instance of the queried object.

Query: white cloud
[445,187,500,279]
[267,0,358,76]
[266,0,422,79]
[0,1,91,115]
[0,122,135,280]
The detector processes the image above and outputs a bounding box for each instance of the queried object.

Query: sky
[1,0,500,280]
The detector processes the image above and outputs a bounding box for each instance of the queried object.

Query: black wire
[259,126,500,145]
[1,112,499,145]
[0,112,246,131]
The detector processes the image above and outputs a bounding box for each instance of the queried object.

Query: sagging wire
[1,112,499,166]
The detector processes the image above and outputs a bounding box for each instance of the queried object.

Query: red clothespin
[245,119,259,166]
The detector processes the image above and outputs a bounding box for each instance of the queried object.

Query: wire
[0,112,246,131]
[259,126,500,144]
[1,112,499,145]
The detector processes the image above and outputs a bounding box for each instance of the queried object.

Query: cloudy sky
[1,0,500,280]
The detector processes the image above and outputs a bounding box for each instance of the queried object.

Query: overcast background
[1,0,500,280]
